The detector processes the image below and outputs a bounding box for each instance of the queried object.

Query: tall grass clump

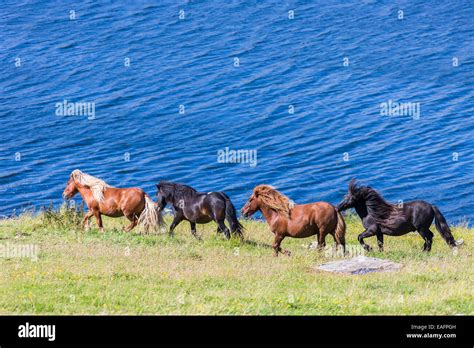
[41,203,84,230]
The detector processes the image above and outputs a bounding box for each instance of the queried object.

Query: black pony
[336,179,462,252]
[156,181,244,240]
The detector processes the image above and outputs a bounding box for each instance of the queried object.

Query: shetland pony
[156,181,243,240]
[62,169,163,233]
[336,179,462,252]
[241,185,346,256]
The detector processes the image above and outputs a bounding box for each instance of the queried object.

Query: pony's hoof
[235,233,245,241]
[284,250,292,257]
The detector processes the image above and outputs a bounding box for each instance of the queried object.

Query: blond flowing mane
[254,185,294,217]
[70,169,113,203]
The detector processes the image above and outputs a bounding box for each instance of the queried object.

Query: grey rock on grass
[317,256,402,275]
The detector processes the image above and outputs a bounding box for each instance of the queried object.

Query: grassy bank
[0,207,472,315]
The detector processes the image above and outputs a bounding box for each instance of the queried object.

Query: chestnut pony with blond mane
[241,185,346,256]
[62,169,163,233]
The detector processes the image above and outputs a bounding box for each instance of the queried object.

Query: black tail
[221,193,244,238]
[432,205,456,247]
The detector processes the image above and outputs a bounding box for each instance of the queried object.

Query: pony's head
[241,185,293,218]
[155,181,197,210]
[338,179,403,229]
[63,169,111,202]
[62,172,79,199]
[336,178,362,211]
[155,182,171,210]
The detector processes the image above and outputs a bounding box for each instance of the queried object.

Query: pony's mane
[351,181,403,227]
[253,185,294,218]
[71,169,113,203]
[158,181,197,202]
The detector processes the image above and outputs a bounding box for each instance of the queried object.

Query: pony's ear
[348,178,358,193]
[253,187,260,197]
[155,184,160,189]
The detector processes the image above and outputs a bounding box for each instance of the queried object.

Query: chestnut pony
[241,185,346,256]
[62,169,163,233]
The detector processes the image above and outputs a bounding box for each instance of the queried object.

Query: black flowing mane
[350,181,403,227]
[158,181,197,202]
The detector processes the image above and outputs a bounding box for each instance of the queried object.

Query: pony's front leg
[358,228,377,252]
[93,211,104,233]
[82,211,94,230]
[169,212,184,237]
[189,222,202,241]
[272,234,290,257]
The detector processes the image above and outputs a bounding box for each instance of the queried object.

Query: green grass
[0,206,472,315]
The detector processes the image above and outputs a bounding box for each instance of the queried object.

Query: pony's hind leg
[124,213,138,232]
[376,233,384,252]
[418,228,433,252]
[317,231,327,251]
[332,232,347,255]
[216,220,231,240]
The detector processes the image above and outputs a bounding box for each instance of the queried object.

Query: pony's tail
[223,194,244,239]
[137,195,164,234]
[335,209,346,253]
[432,205,458,248]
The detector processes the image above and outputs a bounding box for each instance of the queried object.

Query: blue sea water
[0,1,473,223]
